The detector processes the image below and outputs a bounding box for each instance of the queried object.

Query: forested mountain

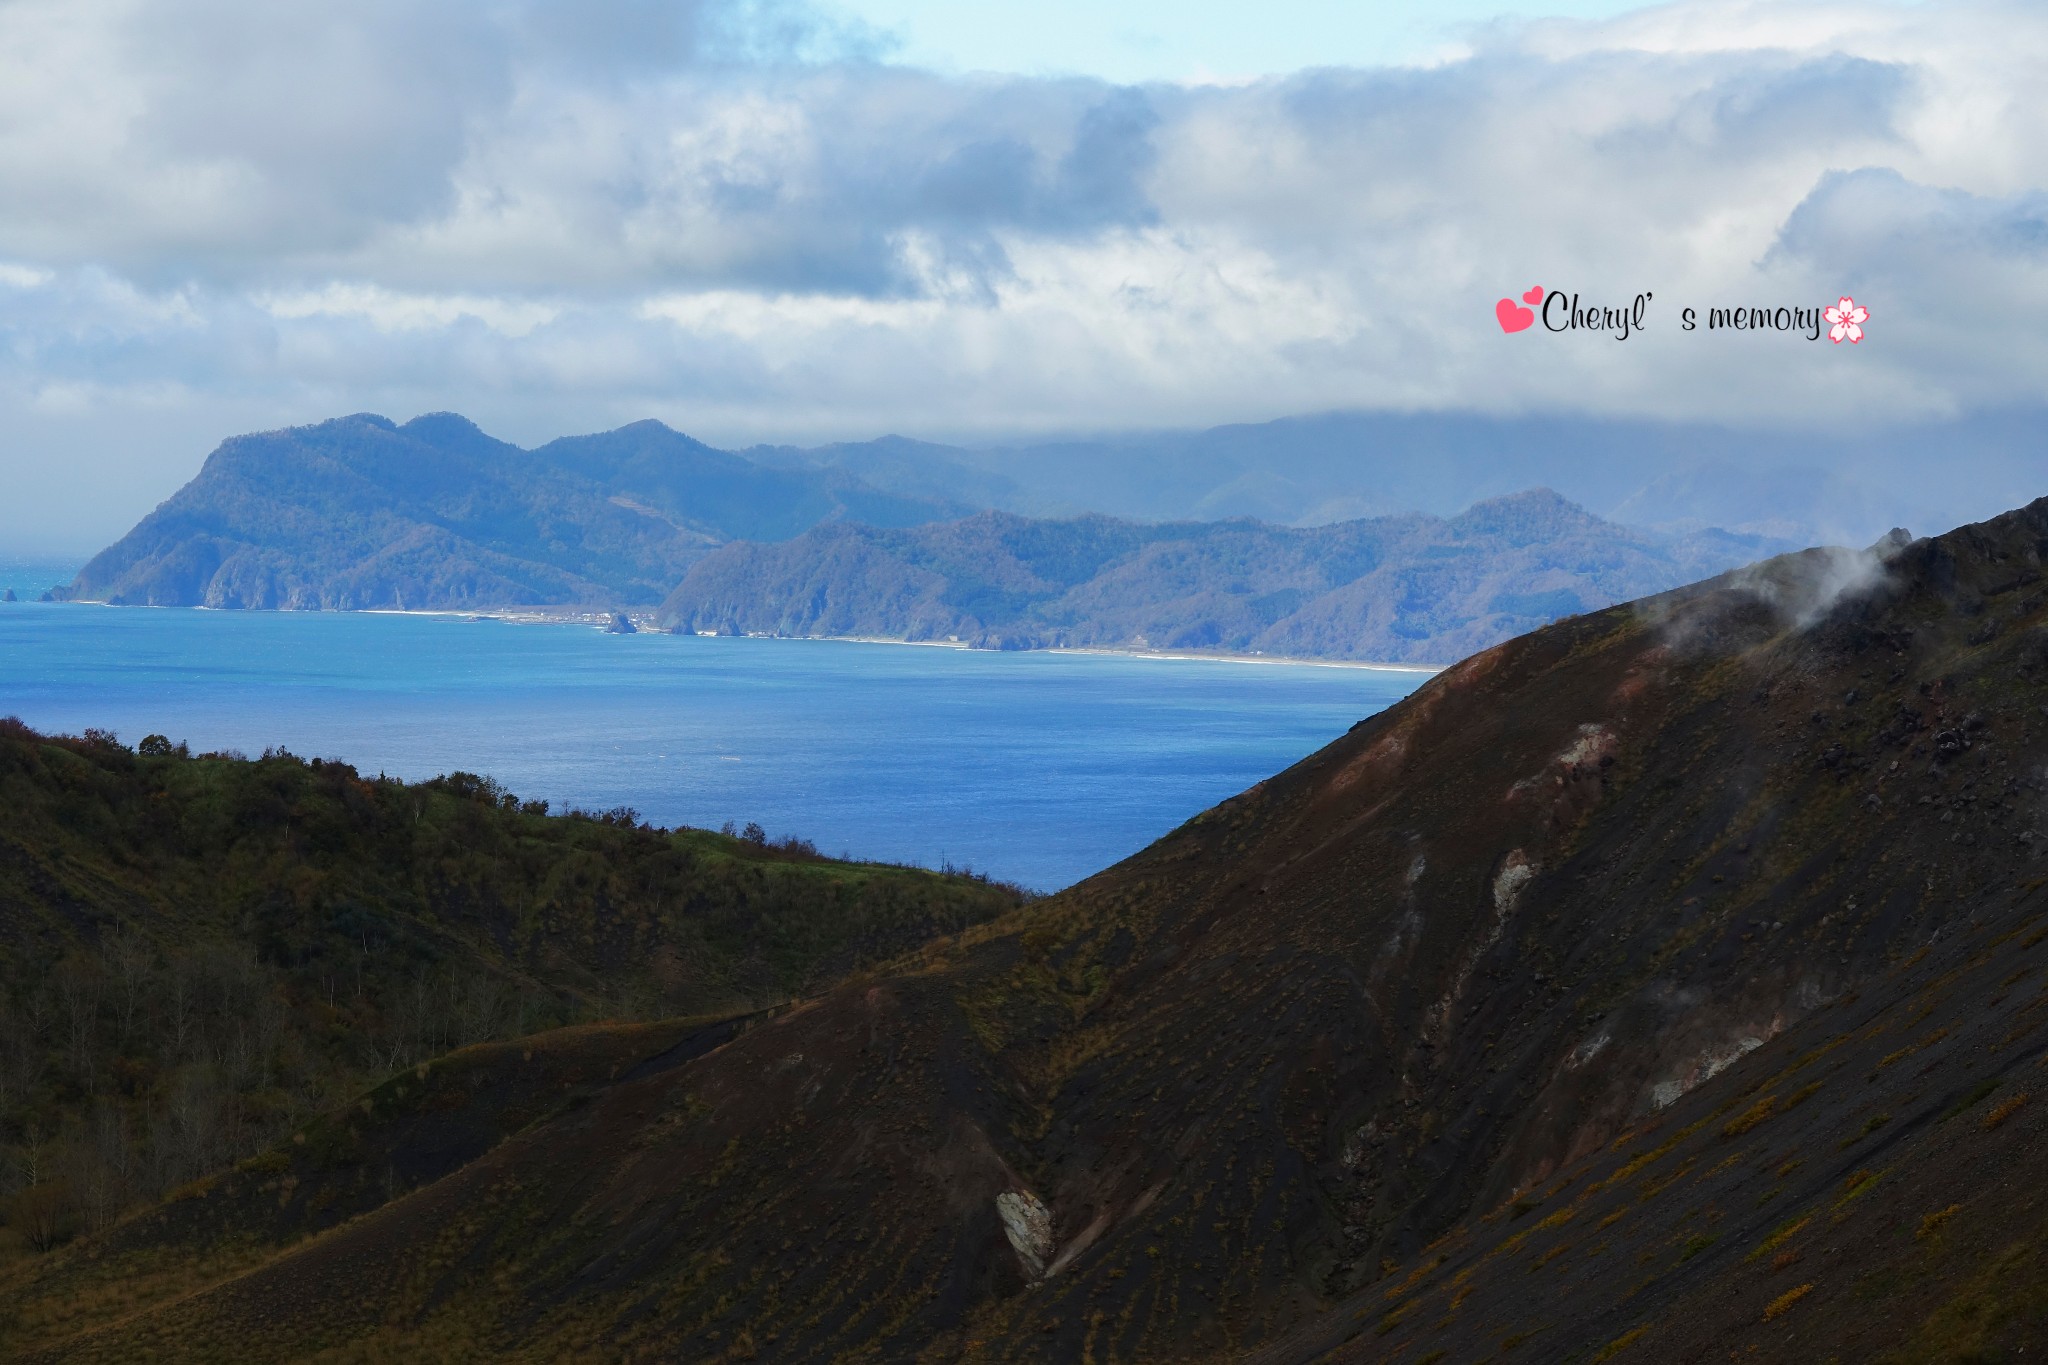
[52,413,964,610]
[52,411,1804,663]
[11,498,2048,1360]
[660,489,1790,663]
[49,403,2048,617]
[0,724,1019,1267]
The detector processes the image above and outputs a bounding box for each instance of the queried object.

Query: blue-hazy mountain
[659,490,1793,663]
[55,413,967,609]
[63,407,1956,657]
[750,408,2048,546]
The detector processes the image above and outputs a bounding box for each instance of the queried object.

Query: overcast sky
[0,0,2042,551]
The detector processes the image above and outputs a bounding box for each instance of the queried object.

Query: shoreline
[37,600,1447,673]
[1045,645,1440,673]
[821,632,1441,672]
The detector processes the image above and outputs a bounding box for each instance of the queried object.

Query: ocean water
[0,600,1425,890]
[0,555,80,601]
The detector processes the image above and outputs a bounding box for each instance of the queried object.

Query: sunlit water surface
[0,591,1424,890]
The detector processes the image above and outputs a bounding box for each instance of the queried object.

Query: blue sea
[0,559,1424,890]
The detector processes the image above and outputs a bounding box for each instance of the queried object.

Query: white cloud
[0,0,2043,550]
[259,284,561,337]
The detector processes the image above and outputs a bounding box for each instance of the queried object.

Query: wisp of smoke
[1725,528,1912,628]
[1633,527,1913,651]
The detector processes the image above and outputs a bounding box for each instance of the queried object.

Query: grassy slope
[0,725,1022,1290]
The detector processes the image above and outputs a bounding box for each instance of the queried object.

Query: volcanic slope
[19,501,2048,1361]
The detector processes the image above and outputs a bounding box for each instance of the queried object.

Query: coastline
[35,600,1448,673]
[822,632,1441,671]
[1042,645,1441,673]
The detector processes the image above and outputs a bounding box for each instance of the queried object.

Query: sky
[821,0,1656,82]
[0,0,2044,551]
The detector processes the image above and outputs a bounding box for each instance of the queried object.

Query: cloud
[1768,165,2048,406]
[0,0,2045,549]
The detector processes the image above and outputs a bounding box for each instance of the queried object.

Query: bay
[0,602,1425,890]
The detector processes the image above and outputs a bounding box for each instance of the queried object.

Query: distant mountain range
[53,410,1806,661]
[44,403,2048,614]
[660,492,1789,663]
[53,412,965,610]
[747,407,2048,547]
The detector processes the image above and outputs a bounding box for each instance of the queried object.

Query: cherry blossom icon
[1824,296,1869,345]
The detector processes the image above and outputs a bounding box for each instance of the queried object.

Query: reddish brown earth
[12,498,2048,1362]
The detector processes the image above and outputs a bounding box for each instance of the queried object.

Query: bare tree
[164,954,197,1059]
[55,954,104,1088]
[107,929,155,1046]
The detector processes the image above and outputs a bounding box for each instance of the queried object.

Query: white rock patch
[1565,1030,1611,1070]
[1648,1033,1769,1110]
[997,1189,1054,1280]
[1493,854,1537,917]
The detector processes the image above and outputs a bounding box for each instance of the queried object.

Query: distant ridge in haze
[754,407,2048,547]
[42,405,2048,606]
[659,490,1791,664]
[54,413,966,610]
[52,410,1799,661]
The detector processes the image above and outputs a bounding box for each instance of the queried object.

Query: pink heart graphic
[1522,285,1544,305]
[1496,298,1534,334]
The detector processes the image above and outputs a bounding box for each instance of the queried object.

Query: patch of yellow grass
[1723,1094,1778,1138]
[1748,1215,1810,1263]
[1763,1283,1814,1321]
[1918,1205,1963,1240]
[1982,1093,2029,1131]
[1591,1325,1648,1360]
